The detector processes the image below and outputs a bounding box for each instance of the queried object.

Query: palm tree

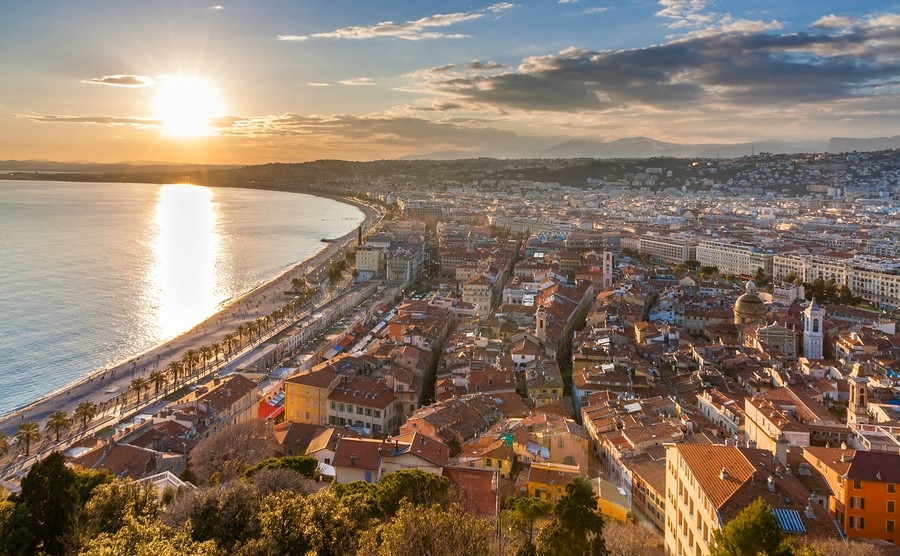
[149,369,168,396]
[166,361,181,385]
[129,377,148,403]
[222,334,234,357]
[200,345,213,369]
[15,421,41,457]
[183,349,199,376]
[211,342,222,364]
[0,433,9,457]
[74,401,98,429]
[45,410,72,442]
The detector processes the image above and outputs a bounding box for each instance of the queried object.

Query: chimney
[805,503,815,519]
[840,452,853,463]
[767,475,776,492]
[719,467,730,480]
[776,434,788,466]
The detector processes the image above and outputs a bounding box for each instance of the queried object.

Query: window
[374,410,381,418]
[890,501,896,513]
[890,484,897,493]
[339,403,345,412]
[366,408,372,416]
[347,404,353,413]
[851,497,866,509]
[850,516,865,530]
[485,458,492,467]
[357,406,363,415]
[854,480,862,489]
[889,521,896,533]
[330,401,336,410]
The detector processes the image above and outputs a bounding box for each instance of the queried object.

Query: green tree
[0,433,9,457]
[710,498,790,556]
[753,267,769,288]
[14,421,41,457]
[79,515,218,556]
[72,466,114,506]
[80,477,158,540]
[74,400,98,430]
[45,410,72,442]
[699,266,718,279]
[256,490,361,556]
[536,478,608,556]
[684,259,701,271]
[375,469,451,518]
[169,481,260,551]
[361,501,493,556]
[503,496,552,554]
[3,452,78,555]
[244,455,319,480]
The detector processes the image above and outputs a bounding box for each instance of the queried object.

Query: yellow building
[591,477,630,523]
[284,365,341,426]
[525,462,582,504]
[457,437,516,479]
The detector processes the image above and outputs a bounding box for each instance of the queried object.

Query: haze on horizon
[2,0,899,165]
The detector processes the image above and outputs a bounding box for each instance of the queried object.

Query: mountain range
[402,135,900,160]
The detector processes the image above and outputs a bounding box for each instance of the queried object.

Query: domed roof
[735,291,766,317]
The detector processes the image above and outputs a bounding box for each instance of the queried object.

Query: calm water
[0,181,363,416]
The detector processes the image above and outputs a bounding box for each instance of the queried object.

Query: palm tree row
[17,273,320,457]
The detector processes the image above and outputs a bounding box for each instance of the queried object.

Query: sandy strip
[0,193,378,437]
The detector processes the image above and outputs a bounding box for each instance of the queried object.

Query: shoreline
[0,187,378,434]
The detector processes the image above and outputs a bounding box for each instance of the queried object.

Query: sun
[153,75,224,138]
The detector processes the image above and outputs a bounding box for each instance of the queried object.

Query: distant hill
[828,135,900,152]
[531,137,830,159]
[0,160,240,174]
[403,136,833,160]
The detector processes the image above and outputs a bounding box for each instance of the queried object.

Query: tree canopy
[710,498,790,556]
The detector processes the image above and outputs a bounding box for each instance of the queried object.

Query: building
[803,299,825,360]
[698,240,774,278]
[665,444,842,556]
[284,366,342,426]
[806,447,900,544]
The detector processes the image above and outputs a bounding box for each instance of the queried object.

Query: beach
[0,193,379,441]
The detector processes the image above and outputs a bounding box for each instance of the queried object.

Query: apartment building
[665,444,841,556]
[638,235,698,264]
[697,240,774,277]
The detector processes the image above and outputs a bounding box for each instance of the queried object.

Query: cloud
[81,74,156,88]
[11,114,158,127]
[207,5,223,10]
[308,82,331,87]
[339,77,377,86]
[656,0,715,28]
[558,0,579,3]
[420,19,900,113]
[812,14,855,30]
[583,7,608,14]
[467,60,506,70]
[285,4,515,42]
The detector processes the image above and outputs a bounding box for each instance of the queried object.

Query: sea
[0,180,364,417]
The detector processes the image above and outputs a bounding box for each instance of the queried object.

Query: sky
[1,0,899,164]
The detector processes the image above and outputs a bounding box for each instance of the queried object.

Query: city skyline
[2,0,899,164]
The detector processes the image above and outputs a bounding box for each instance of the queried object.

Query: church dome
[734,280,767,323]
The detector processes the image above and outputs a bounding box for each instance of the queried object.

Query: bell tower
[535,305,548,342]
[848,363,869,425]
[802,298,824,360]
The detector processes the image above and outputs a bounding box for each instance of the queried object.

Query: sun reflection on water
[150,184,220,339]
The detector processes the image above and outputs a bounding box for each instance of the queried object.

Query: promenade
[0,194,381,466]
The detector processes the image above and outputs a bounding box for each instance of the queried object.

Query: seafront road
[0,196,382,476]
